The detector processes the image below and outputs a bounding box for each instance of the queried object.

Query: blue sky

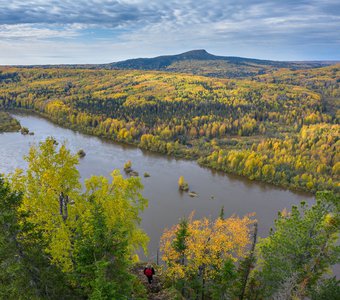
[0,0,339,64]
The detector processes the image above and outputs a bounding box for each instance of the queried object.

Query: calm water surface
[0,113,316,262]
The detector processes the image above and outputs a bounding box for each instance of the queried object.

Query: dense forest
[254,65,340,117]
[0,139,339,299]
[0,64,339,193]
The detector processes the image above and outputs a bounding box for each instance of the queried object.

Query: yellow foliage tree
[178,175,189,191]
[10,137,80,271]
[160,213,256,280]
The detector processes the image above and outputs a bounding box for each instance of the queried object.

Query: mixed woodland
[0,139,339,299]
[0,59,339,298]
[0,64,339,193]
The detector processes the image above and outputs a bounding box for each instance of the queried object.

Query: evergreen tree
[0,176,74,299]
[172,218,189,266]
[255,191,340,298]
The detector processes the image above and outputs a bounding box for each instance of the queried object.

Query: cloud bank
[0,0,339,64]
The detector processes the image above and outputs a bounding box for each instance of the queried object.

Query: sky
[0,0,339,65]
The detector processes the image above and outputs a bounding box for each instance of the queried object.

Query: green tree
[7,138,149,299]
[74,171,148,298]
[310,277,340,300]
[0,176,74,299]
[10,137,81,272]
[219,205,225,220]
[171,218,190,297]
[172,218,189,266]
[209,258,238,300]
[0,176,34,298]
[255,191,340,299]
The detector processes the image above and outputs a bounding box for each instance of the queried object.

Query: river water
[0,113,316,262]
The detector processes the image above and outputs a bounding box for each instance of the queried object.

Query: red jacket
[144,267,155,277]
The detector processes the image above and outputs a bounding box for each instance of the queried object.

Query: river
[0,113,316,262]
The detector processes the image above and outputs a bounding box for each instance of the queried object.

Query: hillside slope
[16,50,339,79]
[104,49,337,78]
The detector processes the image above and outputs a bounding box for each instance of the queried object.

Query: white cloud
[0,24,80,39]
[0,0,339,63]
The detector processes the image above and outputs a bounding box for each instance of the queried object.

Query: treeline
[0,139,339,299]
[199,124,339,192]
[0,66,338,193]
[0,111,20,132]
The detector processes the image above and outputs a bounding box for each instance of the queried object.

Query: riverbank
[0,112,315,252]
[6,107,332,196]
[0,67,338,195]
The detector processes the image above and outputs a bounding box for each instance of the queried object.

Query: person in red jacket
[143,264,155,284]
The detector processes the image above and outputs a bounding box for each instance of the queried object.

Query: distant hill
[12,49,339,78]
[102,49,338,78]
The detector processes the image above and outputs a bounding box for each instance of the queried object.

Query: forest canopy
[0,65,339,193]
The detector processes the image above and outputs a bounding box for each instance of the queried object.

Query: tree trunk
[240,222,258,300]
[59,192,69,221]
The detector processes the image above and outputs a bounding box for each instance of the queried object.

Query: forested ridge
[19,50,336,79]
[0,65,339,193]
[104,49,334,78]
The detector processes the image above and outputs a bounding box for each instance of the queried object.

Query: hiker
[143,264,155,284]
